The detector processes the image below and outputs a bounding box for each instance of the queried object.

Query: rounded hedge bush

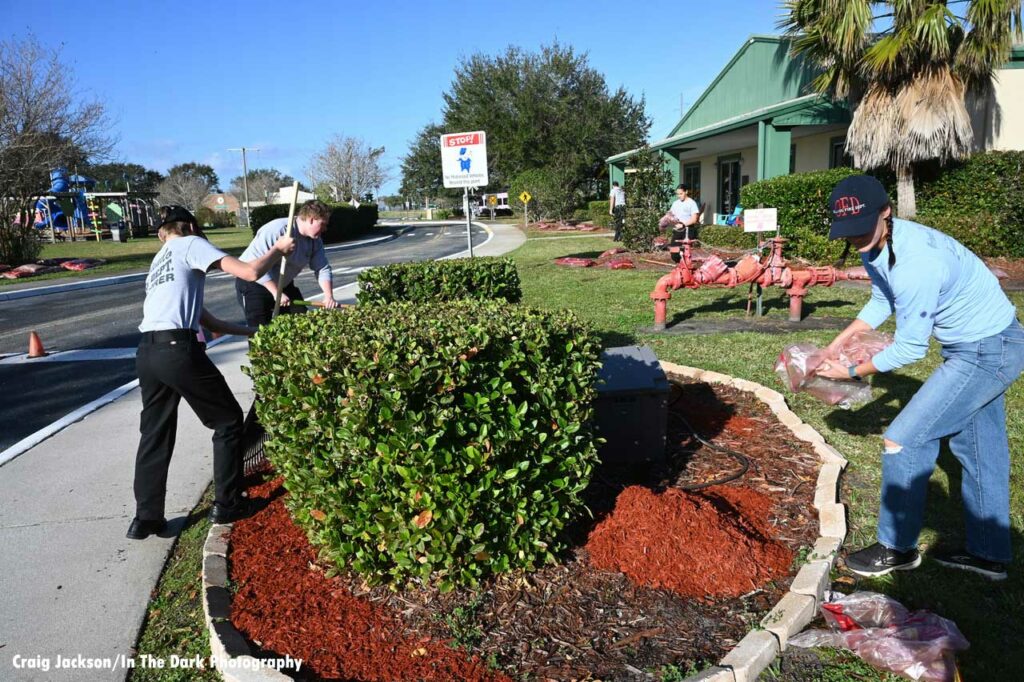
[356,257,522,305]
[247,301,601,590]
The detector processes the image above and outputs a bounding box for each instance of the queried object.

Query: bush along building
[607,35,1024,221]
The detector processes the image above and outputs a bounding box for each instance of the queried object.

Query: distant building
[202,193,241,213]
[607,35,1024,220]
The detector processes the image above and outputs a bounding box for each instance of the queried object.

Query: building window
[789,144,796,174]
[829,137,852,169]
[682,162,701,200]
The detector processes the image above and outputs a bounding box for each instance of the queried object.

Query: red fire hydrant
[650,236,870,330]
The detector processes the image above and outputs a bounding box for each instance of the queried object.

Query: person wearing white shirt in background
[669,183,700,243]
[608,181,626,241]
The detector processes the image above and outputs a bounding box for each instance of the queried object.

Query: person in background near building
[235,200,339,327]
[668,183,700,243]
[816,175,1024,581]
[609,181,626,241]
[127,206,295,540]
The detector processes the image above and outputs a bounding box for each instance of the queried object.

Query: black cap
[828,175,889,240]
[157,205,197,228]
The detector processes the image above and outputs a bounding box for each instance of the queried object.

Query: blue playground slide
[34,168,94,233]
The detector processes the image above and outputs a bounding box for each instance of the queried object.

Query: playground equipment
[650,232,871,330]
[33,168,157,242]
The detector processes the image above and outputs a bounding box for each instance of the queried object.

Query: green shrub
[195,207,235,228]
[914,151,1024,257]
[511,167,579,221]
[589,200,611,228]
[699,225,758,249]
[247,301,601,589]
[433,208,453,220]
[0,222,41,265]
[249,202,379,244]
[740,168,860,262]
[357,257,521,305]
[572,208,591,222]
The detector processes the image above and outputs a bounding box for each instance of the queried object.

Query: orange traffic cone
[28,331,47,358]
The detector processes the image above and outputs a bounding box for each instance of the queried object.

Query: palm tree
[780,0,1022,217]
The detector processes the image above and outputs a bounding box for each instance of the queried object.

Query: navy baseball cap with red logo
[828,175,889,240]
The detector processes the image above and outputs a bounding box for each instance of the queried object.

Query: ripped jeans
[878,319,1024,563]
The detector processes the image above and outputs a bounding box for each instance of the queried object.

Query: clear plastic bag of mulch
[774,330,892,409]
[790,591,969,682]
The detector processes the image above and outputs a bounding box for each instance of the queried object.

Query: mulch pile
[586,485,793,599]
[230,477,509,681]
[228,378,821,680]
[0,257,105,279]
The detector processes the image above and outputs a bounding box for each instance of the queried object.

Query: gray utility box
[593,345,669,465]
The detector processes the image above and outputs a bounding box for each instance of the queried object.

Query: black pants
[612,205,626,241]
[133,330,244,520]
[235,279,303,328]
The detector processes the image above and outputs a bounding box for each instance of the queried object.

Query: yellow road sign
[519,191,532,204]
[487,195,498,206]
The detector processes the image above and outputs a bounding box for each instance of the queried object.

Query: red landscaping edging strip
[659,363,847,682]
[198,363,847,682]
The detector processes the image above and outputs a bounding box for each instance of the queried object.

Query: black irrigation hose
[668,379,751,491]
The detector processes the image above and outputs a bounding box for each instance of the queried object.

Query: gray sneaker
[932,550,1007,581]
[844,542,922,577]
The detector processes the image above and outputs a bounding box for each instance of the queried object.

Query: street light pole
[227,146,260,228]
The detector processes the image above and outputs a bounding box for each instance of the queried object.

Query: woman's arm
[200,308,256,337]
[217,234,295,282]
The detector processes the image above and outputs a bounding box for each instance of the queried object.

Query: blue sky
[1,0,785,194]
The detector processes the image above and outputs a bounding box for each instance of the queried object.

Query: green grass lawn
[515,236,1024,681]
[133,233,1023,680]
[1,227,255,287]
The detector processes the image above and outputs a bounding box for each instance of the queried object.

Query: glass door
[718,157,741,214]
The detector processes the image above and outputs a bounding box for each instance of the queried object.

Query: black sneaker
[126,517,167,540]
[932,549,1007,581]
[845,542,921,577]
[208,498,258,524]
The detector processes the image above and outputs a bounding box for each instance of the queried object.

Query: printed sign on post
[440,131,489,188]
[519,191,531,204]
[744,208,778,233]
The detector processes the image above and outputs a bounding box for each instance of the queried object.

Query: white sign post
[441,131,488,258]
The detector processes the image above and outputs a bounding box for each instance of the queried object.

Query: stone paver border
[660,362,846,682]
[199,362,846,681]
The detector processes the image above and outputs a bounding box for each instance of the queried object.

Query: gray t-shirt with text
[240,218,331,288]
[139,236,227,332]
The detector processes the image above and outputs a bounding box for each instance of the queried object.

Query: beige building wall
[793,130,841,173]
[970,67,1024,151]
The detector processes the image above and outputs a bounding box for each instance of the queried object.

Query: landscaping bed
[226,377,821,680]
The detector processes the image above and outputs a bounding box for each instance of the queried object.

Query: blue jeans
[877,319,1024,563]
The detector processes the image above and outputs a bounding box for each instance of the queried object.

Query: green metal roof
[608,37,1024,163]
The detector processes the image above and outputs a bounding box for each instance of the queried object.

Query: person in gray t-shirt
[127,206,295,540]
[236,199,338,327]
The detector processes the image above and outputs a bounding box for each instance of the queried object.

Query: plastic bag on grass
[790,591,968,682]
[774,331,892,409]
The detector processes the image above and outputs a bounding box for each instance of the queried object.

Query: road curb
[659,362,847,682]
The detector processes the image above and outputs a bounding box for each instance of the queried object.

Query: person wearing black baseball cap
[127,206,295,540]
[814,175,1023,581]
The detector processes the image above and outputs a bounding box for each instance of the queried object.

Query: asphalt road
[0,223,487,452]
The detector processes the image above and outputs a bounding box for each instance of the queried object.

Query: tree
[307,135,389,202]
[622,147,673,251]
[781,0,1023,217]
[228,167,294,205]
[399,122,459,206]
[166,162,219,192]
[157,163,217,212]
[84,162,163,193]
[0,37,114,263]
[400,43,649,209]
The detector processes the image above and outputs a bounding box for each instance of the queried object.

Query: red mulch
[230,478,509,682]
[586,485,793,599]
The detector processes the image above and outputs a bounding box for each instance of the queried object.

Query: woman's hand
[816,360,854,381]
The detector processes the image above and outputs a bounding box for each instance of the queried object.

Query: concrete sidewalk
[0,222,524,681]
